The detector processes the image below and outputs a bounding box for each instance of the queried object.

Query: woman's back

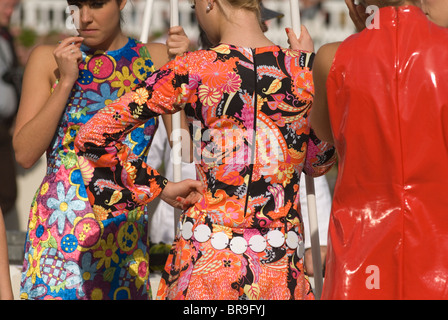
[179,44,334,229]
[324,5,448,299]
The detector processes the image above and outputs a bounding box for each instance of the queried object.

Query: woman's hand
[159,179,206,210]
[53,36,84,86]
[166,26,190,59]
[345,0,368,32]
[286,25,314,52]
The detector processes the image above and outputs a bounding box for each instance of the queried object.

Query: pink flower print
[222,72,242,94]
[200,60,230,88]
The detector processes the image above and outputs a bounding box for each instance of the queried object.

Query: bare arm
[13,37,83,168]
[162,112,193,163]
[310,42,340,145]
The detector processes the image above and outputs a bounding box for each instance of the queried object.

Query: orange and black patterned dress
[75,44,336,300]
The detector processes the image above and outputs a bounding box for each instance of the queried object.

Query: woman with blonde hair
[76,0,336,300]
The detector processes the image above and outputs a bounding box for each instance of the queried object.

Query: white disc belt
[180,222,304,258]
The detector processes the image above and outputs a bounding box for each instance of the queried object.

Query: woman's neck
[217,9,275,48]
[86,30,128,52]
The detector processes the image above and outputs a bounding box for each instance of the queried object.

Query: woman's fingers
[53,37,84,83]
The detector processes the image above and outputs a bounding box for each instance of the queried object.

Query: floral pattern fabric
[76,44,336,300]
[20,38,158,300]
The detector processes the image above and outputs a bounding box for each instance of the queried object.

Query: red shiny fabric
[323,6,448,299]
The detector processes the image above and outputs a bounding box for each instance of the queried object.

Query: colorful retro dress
[20,37,158,300]
[75,44,336,300]
[323,6,448,299]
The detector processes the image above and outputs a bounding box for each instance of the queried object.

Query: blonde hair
[223,0,261,19]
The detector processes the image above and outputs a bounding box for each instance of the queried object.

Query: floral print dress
[20,38,159,300]
[75,44,336,300]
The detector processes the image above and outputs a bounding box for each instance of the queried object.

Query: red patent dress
[323,6,448,299]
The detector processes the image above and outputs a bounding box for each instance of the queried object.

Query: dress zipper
[243,48,258,217]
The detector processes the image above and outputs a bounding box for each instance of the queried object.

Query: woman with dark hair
[14,0,202,300]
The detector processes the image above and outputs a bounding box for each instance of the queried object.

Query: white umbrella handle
[289,0,301,37]
[304,174,323,299]
[140,0,154,43]
[170,0,183,235]
[170,0,181,183]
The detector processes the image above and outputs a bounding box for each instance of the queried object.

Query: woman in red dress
[311,0,448,299]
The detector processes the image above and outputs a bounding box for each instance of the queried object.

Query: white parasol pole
[304,174,323,299]
[289,0,301,38]
[289,0,323,299]
[140,0,154,43]
[170,0,183,235]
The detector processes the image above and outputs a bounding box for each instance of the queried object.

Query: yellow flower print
[94,233,119,269]
[198,84,221,108]
[128,249,149,290]
[132,87,149,105]
[111,66,136,97]
[26,248,43,284]
[83,222,91,233]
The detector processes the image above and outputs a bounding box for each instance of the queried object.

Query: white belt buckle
[297,240,305,259]
[211,231,229,250]
[194,224,212,243]
[267,229,285,248]
[229,237,248,255]
[286,231,299,249]
[181,221,193,240]
[248,234,267,252]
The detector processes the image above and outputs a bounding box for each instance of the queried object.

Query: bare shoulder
[28,44,57,65]
[144,42,169,69]
[315,42,341,67]
[24,44,58,84]
[314,42,341,77]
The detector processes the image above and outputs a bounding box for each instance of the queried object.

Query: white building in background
[11,0,355,49]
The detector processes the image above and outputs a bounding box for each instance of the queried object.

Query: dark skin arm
[309,42,340,145]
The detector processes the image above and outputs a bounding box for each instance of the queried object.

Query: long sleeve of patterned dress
[74,55,194,214]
